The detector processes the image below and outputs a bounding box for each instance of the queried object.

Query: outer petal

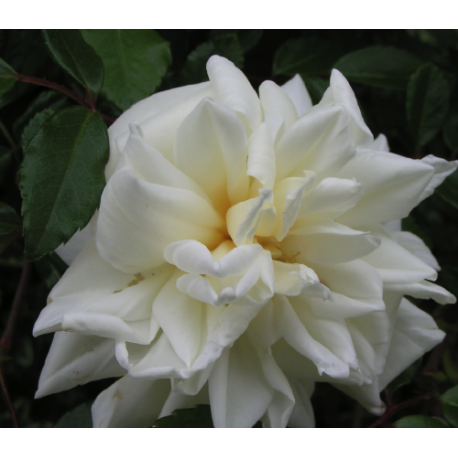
[97,168,225,273]
[418,155,458,203]
[36,333,124,398]
[92,376,171,427]
[392,230,440,270]
[378,298,445,390]
[207,55,262,130]
[319,69,373,147]
[108,82,212,173]
[208,336,274,428]
[287,379,315,427]
[281,74,313,117]
[337,149,434,226]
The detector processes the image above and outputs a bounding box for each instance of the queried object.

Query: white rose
[34,56,457,428]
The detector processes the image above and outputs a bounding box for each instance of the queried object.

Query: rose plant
[31,56,457,427]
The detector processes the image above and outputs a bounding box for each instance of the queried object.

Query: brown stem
[6,74,115,126]
[0,259,31,356]
[368,394,431,428]
[0,366,18,427]
[13,74,90,109]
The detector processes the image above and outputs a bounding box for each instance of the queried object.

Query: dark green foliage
[274,37,345,76]
[395,415,449,428]
[440,385,458,427]
[35,252,68,290]
[179,34,244,85]
[53,403,92,428]
[0,57,16,97]
[19,107,109,260]
[386,359,422,395]
[407,64,451,147]
[42,30,104,97]
[80,30,171,111]
[334,46,424,89]
[436,170,458,210]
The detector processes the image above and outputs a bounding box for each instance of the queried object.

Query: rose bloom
[34,56,457,428]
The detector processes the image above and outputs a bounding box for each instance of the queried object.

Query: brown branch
[368,394,431,428]
[0,366,18,427]
[5,74,115,126]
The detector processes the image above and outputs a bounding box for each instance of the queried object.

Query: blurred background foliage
[1,29,458,428]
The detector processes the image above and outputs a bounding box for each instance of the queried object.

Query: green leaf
[0,56,16,97]
[440,385,458,427]
[179,34,244,85]
[302,76,329,105]
[210,30,263,53]
[274,38,343,76]
[334,46,424,89]
[54,403,92,428]
[407,64,451,147]
[21,108,55,149]
[386,358,422,395]
[395,415,448,428]
[80,30,171,111]
[436,170,458,210]
[0,202,21,255]
[35,251,68,289]
[402,215,432,248]
[444,112,458,152]
[13,90,68,141]
[153,404,214,428]
[20,106,109,260]
[42,30,104,96]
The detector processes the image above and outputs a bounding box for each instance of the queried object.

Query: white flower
[34,56,457,428]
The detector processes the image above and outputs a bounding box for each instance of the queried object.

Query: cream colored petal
[35,333,124,398]
[290,296,359,370]
[109,82,212,172]
[368,133,389,152]
[276,104,355,182]
[164,240,263,278]
[361,225,438,284]
[274,295,350,378]
[226,189,275,246]
[392,231,440,271]
[386,280,456,305]
[259,353,295,428]
[333,380,384,416]
[273,175,314,241]
[208,336,274,428]
[418,155,458,203]
[287,379,315,427]
[306,260,385,319]
[159,384,210,418]
[247,122,276,190]
[207,55,262,130]
[118,124,211,203]
[174,98,249,212]
[273,260,329,299]
[96,168,225,273]
[297,177,363,219]
[152,270,206,367]
[319,69,373,147]
[92,376,171,427]
[337,149,434,226]
[281,74,312,117]
[378,298,445,390]
[285,218,380,265]
[260,80,298,129]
